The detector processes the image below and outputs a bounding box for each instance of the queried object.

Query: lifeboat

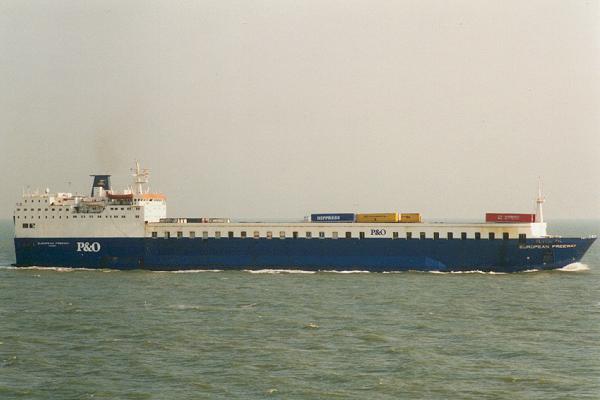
[107,193,134,200]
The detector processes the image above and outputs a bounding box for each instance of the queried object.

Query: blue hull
[13,237,596,272]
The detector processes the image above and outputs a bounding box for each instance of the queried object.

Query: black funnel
[90,175,111,196]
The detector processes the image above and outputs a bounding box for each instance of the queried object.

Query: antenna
[535,177,545,223]
[131,160,150,194]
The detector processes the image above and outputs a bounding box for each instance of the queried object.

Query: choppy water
[0,220,599,399]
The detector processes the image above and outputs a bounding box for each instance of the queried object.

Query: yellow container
[400,213,422,223]
[355,213,399,223]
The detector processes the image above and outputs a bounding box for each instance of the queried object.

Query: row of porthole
[151,231,525,240]
[16,208,69,212]
[22,199,160,204]
[16,207,139,212]
[16,215,140,220]
[22,199,154,205]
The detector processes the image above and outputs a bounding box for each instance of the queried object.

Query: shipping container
[400,213,422,223]
[355,213,399,223]
[159,218,187,223]
[187,218,208,223]
[208,218,231,223]
[310,213,355,223]
[485,213,535,223]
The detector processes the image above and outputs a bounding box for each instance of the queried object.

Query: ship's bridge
[132,193,167,222]
[13,162,166,239]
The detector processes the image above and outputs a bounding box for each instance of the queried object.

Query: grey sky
[1,0,599,220]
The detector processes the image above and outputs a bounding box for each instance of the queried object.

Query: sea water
[0,220,598,399]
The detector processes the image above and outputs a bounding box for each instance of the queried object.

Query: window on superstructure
[253,231,260,239]
[44,209,47,211]
[503,232,509,240]
[228,231,234,239]
[22,223,27,228]
[151,232,157,238]
[267,231,273,239]
[189,231,195,238]
[165,232,170,239]
[293,231,298,239]
[30,224,35,228]
[434,232,440,240]
[121,216,125,218]
[203,231,208,239]
[518,233,526,243]
[97,215,101,218]
[345,232,351,239]
[332,232,338,239]
[406,232,412,239]
[475,232,481,240]
[279,231,286,239]
[461,232,467,240]
[306,232,312,238]
[177,231,183,238]
[215,231,221,239]
[393,232,398,239]
[241,231,247,238]
[359,232,365,239]
[38,208,41,211]
[319,232,325,238]
[420,232,426,240]
[488,232,495,240]
[447,232,453,240]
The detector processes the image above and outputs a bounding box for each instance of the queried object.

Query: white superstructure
[14,164,166,239]
[14,163,549,240]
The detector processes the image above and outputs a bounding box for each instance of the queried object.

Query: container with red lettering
[485,213,536,223]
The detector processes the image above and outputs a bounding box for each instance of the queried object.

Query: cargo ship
[13,163,596,272]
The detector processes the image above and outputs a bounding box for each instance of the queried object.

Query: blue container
[310,213,355,223]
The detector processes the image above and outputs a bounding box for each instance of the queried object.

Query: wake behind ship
[13,163,596,272]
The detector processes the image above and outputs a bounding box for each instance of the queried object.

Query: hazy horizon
[1,0,599,220]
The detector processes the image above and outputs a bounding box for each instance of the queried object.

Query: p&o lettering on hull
[76,242,101,252]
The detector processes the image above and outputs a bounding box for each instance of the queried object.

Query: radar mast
[535,178,545,223]
[131,161,149,194]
